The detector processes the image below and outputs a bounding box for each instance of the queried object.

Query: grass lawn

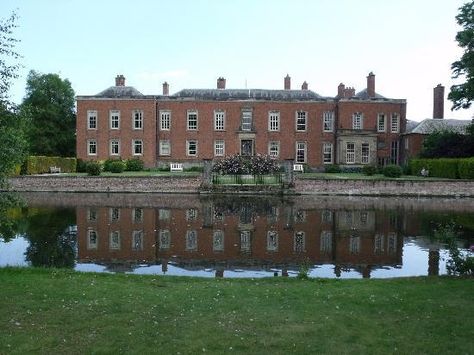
[0,268,472,354]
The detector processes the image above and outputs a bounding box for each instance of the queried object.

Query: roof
[354,88,386,100]
[95,86,143,98]
[407,118,471,134]
[173,88,326,101]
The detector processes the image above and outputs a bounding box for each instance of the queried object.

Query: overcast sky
[2,0,473,121]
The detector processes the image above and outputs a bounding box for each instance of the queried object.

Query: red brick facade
[76,73,407,169]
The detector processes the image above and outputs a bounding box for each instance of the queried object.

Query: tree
[420,123,474,158]
[21,70,76,157]
[0,12,26,184]
[448,1,474,110]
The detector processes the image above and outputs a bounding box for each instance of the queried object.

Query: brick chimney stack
[217,77,226,89]
[337,83,345,98]
[284,74,291,90]
[433,84,445,119]
[115,74,125,86]
[162,82,169,96]
[301,81,308,90]
[367,72,375,98]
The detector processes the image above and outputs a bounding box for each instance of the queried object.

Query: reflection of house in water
[76,197,403,278]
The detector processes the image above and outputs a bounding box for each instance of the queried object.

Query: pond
[0,192,473,278]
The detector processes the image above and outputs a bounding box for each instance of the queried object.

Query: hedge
[409,158,474,179]
[24,156,77,175]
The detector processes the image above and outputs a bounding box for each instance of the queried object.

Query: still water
[1,192,473,279]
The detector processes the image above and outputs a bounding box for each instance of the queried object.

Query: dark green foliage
[213,154,278,175]
[85,161,101,176]
[324,164,341,173]
[458,157,474,179]
[76,159,87,173]
[420,128,474,158]
[382,165,402,178]
[109,160,125,173]
[125,158,144,172]
[184,165,204,172]
[362,165,377,176]
[448,1,474,110]
[23,156,76,174]
[20,70,76,157]
[341,166,362,173]
[103,158,120,172]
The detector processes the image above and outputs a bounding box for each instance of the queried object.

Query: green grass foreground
[0,268,473,354]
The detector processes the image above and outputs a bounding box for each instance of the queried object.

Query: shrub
[458,157,474,179]
[86,161,101,176]
[325,165,341,173]
[249,154,279,174]
[126,158,144,172]
[362,165,377,176]
[213,155,247,175]
[185,166,204,172]
[383,165,402,178]
[24,156,77,174]
[76,159,87,173]
[103,159,121,172]
[410,158,460,179]
[341,166,362,173]
[109,160,125,173]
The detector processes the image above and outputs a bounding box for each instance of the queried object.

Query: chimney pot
[217,77,226,89]
[284,74,291,90]
[433,84,445,118]
[301,81,308,90]
[162,81,169,96]
[338,83,345,98]
[367,72,375,98]
[115,74,125,86]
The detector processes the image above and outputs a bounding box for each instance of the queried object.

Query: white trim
[159,140,171,156]
[132,110,143,130]
[109,110,120,130]
[132,139,143,156]
[87,110,97,130]
[87,139,97,156]
[159,110,171,131]
[187,110,198,130]
[296,111,307,131]
[268,111,280,131]
[110,139,120,156]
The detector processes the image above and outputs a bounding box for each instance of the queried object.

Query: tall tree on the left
[0,12,27,184]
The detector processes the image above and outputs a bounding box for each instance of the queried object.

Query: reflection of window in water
[267,207,279,224]
[109,231,121,250]
[133,208,143,223]
[360,211,368,225]
[390,214,398,229]
[132,230,143,251]
[88,208,97,222]
[213,210,224,222]
[240,231,251,252]
[110,208,120,222]
[159,230,170,250]
[186,230,197,251]
[320,231,332,253]
[345,211,353,225]
[349,235,360,254]
[186,208,198,221]
[239,206,253,225]
[388,233,397,254]
[322,210,332,223]
[294,231,305,252]
[159,209,170,220]
[266,231,278,252]
[295,210,306,223]
[87,230,98,249]
[374,234,384,254]
[213,230,224,252]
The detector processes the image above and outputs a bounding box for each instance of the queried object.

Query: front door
[240,139,254,156]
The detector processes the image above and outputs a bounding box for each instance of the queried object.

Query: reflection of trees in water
[0,192,24,242]
[23,208,76,268]
[420,212,474,246]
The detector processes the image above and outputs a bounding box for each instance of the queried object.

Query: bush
[24,156,77,174]
[109,160,125,173]
[458,158,474,179]
[76,159,87,173]
[383,165,402,178]
[86,161,101,176]
[325,165,341,173]
[362,165,377,176]
[185,166,204,172]
[126,158,144,172]
[103,159,121,172]
[410,158,460,179]
[340,166,362,173]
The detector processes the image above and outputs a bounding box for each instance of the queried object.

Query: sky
[2,0,473,121]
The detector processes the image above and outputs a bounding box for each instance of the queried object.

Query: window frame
[296,111,307,131]
[361,142,370,164]
[132,139,143,156]
[346,142,355,164]
[110,139,120,156]
[323,111,334,132]
[295,141,307,163]
[352,112,363,130]
[109,110,120,130]
[160,110,171,131]
[377,113,386,132]
[391,113,400,133]
[133,110,143,130]
[187,140,198,157]
[187,110,198,131]
[87,110,97,130]
[268,111,280,131]
[159,140,171,156]
[87,139,97,156]
[241,110,253,131]
[268,141,280,158]
[214,139,225,157]
[214,110,225,131]
[323,142,333,164]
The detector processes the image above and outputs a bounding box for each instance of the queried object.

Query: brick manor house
[76,73,407,169]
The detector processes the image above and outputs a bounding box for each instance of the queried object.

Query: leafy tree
[420,123,474,158]
[448,1,474,110]
[21,70,76,157]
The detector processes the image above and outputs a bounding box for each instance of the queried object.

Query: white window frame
[361,143,370,164]
[187,140,198,156]
[268,111,280,131]
[346,142,355,164]
[110,110,120,130]
[323,111,334,132]
[132,139,143,156]
[87,140,97,156]
[241,110,252,131]
[296,141,307,163]
[109,231,121,250]
[268,141,280,158]
[110,139,120,156]
[352,112,363,130]
[377,113,386,132]
[133,110,143,130]
[160,110,171,131]
[87,110,97,130]
[214,140,225,157]
[391,113,400,133]
[87,230,98,250]
[187,110,198,130]
[159,140,170,156]
[323,143,333,164]
[214,110,225,131]
[296,111,307,131]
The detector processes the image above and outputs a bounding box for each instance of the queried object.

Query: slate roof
[354,88,386,100]
[407,118,471,134]
[95,86,144,98]
[173,89,326,101]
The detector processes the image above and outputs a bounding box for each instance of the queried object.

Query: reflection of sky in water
[0,236,458,278]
